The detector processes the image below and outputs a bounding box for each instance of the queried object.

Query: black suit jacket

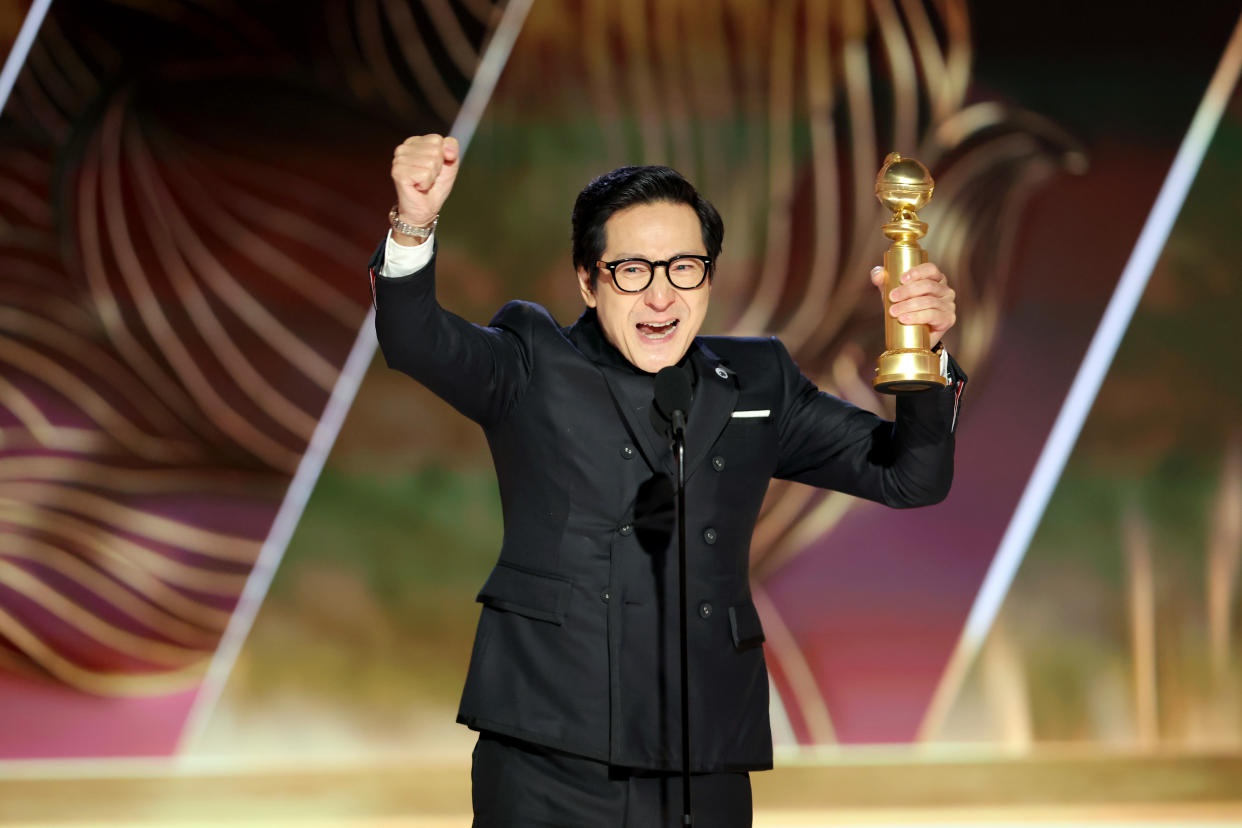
[372,246,964,772]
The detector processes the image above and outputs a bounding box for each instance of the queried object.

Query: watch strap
[389,205,438,240]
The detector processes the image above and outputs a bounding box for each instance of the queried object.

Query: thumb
[870,266,887,289]
[425,139,461,209]
[443,136,460,165]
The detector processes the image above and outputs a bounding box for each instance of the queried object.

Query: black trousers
[471,732,753,827]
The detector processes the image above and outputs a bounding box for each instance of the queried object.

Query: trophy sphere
[875,152,934,215]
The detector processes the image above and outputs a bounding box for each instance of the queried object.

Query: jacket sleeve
[771,337,964,507]
[370,241,533,427]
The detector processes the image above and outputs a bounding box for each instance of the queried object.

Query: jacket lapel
[600,363,671,474]
[567,311,669,475]
[684,342,737,481]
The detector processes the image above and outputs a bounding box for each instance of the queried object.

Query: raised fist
[391,134,460,232]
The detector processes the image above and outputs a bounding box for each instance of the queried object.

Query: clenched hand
[390,134,460,246]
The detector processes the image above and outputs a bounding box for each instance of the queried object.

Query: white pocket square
[731,409,770,419]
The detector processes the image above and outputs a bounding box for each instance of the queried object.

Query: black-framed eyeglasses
[596,255,712,293]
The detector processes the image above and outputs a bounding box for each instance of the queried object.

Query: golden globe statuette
[873,152,948,394]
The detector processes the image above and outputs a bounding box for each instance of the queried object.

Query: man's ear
[576,267,598,308]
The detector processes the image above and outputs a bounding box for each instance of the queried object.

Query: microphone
[652,365,692,440]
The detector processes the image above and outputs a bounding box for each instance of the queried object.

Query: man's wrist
[392,231,430,247]
[389,206,438,246]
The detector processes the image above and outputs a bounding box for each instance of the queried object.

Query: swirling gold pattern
[0,0,502,698]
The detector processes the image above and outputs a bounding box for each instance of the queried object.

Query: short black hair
[572,165,724,287]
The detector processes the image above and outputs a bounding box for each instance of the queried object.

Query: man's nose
[644,266,676,308]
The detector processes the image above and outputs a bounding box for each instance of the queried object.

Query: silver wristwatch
[389,205,438,240]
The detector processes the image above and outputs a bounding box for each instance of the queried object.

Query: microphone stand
[653,366,694,826]
[670,410,691,826]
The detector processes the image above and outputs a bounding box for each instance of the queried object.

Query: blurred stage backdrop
[0,0,1241,823]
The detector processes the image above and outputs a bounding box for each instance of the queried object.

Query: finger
[870,265,888,289]
[394,137,446,177]
[415,168,436,192]
[893,307,955,330]
[889,281,954,303]
[403,133,444,149]
[890,293,952,317]
[428,148,461,200]
[393,161,439,192]
[395,135,442,162]
[395,153,444,189]
[899,262,946,283]
[443,136,460,163]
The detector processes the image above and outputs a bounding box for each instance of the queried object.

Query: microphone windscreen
[653,365,692,420]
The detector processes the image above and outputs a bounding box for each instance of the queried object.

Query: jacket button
[698,601,713,619]
[619,523,633,536]
[620,445,635,459]
[703,527,717,544]
[712,455,725,471]
[601,590,611,602]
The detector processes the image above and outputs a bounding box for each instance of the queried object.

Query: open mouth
[636,319,679,341]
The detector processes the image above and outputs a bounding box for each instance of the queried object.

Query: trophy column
[874,153,948,394]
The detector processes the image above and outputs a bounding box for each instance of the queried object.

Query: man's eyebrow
[607,252,706,260]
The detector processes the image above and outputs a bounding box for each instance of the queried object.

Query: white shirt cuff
[378,229,435,279]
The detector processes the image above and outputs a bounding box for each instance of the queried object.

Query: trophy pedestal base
[873,349,947,395]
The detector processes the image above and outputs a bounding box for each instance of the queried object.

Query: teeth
[638,320,678,340]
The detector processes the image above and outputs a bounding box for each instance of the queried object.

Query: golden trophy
[873,152,948,393]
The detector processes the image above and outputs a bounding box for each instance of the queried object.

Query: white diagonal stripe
[0,0,53,117]
[919,10,1242,741]
[176,0,537,755]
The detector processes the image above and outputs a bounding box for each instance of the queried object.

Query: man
[371,135,964,826]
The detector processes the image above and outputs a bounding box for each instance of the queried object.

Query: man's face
[576,201,711,373]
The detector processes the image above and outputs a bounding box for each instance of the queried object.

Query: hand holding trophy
[873,153,950,394]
